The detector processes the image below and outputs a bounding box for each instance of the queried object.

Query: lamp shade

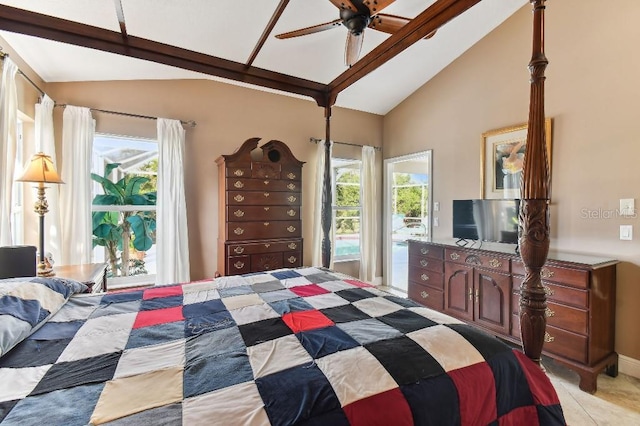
[16,152,64,184]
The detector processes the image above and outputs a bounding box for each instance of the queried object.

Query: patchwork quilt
[0,267,565,425]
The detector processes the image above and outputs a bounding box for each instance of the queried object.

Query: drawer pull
[234,181,244,189]
[541,268,555,279]
[420,259,428,267]
[233,246,245,254]
[489,258,502,268]
[264,243,271,248]
[468,288,473,301]
[420,291,429,299]
[264,192,270,198]
[234,261,245,269]
[420,274,429,281]
[288,196,297,203]
[264,222,270,226]
[264,207,270,211]
[287,226,296,233]
[543,285,554,296]
[233,209,245,218]
[233,169,244,176]
[234,227,244,235]
[287,183,296,190]
[475,288,479,303]
[545,307,555,318]
[288,243,297,249]
[287,209,296,217]
[544,332,555,343]
[234,195,245,202]
[264,264,270,270]
[287,172,296,179]
[264,180,270,185]
[420,247,429,255]
[450,252,460,261]
[288,256,297,263]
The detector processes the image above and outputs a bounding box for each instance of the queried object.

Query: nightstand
[53,263,108,293]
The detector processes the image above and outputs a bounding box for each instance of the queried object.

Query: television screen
[452,199,520,244]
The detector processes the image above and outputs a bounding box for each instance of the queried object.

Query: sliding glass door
[384,151,432,292]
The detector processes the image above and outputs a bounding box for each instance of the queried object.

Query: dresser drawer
[512,261,589,289]
[283,251,302,267]
[227,239,302,256]
[227,206,300,221]
[281,165,302,181]
[408,266,444,289]
[510,293,588,335]
[225,163,251,178]
[409,255,443,273]
[227,255,251,274]
[251,162,281,179]
[511,317,588,364]
[408,241,444,260]
[512,276,588,309]
[227,191,300,206]
[227,221,301,241]
[408,281,444,311]
[251,252,283,272]
[227,178,300,192]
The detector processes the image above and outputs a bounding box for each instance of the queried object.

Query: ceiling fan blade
[363,0,396,14]
[370,14,438,39]
[275,19,342,39]
[328,0,357,12]
[345,31,364,67]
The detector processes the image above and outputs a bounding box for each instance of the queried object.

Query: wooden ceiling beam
[0,3,329,106]
[328,0,481,102]
[246,0,289,68]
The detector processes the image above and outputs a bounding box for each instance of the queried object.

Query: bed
[0,271,564,425]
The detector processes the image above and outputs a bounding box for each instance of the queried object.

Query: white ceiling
[0,0,526,115]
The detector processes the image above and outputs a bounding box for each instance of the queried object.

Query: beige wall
[383,1,640,360]
[43,79,383,280]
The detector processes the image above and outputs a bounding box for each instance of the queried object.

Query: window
[10,120,24,245]
[332,158,362,261]
[92,134,157,286]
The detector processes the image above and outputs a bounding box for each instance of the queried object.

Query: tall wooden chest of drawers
[217,138,304,276]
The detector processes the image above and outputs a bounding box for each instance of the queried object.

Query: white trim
[619,354,640,379]
[91,205,156,212]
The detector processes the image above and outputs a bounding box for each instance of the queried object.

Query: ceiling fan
[275,0,436,67]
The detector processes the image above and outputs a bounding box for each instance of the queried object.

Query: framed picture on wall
[480,118,552,199]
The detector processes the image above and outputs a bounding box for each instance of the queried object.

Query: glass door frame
[383,150,433,291]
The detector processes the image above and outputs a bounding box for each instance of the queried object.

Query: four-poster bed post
[518,0,550,365]
[321,106,333,268]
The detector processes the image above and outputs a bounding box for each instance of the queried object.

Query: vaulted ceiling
[0,0,526,115]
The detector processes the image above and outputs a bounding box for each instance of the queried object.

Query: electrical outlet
[433,217,439,227]
[434,202,440,212]
[620,225,633,240]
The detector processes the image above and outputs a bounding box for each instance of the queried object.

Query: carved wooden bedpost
[519,0,549,365]
[321,106,333,268]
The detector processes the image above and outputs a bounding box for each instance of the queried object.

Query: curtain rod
[309,137,381,151]
[55,104,197,128]
[0,50,46,97]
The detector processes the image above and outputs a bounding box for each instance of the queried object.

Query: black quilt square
[377,309,438,334]
[140,295,183,311]
[383,295,421,309]
[488,350,534,417]
[30,351,121,396]
[296,326,360,358]
[365,336,445,385]
[256,363,341,426]
[239,317,293,347]
[334,288,376,303]
[252,280,286,293]
[185,310,236,337]
[320,304,370,324]
[295,408,349,426]
[400,375,461,425]
[182,299,227,318]
[0,400,18,423]
[0,338,71,368]
[446,324,511,360]
[100,290,144,305]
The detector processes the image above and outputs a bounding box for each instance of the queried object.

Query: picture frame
[480,118,552,199]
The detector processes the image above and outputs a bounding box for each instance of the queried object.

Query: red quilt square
[143,285,183,300]
[133,306,184,329]
[344,279,373,288]
[513,350,560,406]
[448,362,497,426]
[499,405,538,425]
[282,310,334,333]
[290,284,331,297]
[343,388,413,426]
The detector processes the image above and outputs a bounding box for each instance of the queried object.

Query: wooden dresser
[217,138,304,276]
[407,239,618,393]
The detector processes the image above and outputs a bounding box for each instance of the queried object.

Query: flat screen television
[452,199,520,244]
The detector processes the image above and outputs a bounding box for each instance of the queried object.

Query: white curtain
[156,118,190,285]
[35,95,62,263]
[60,106,94,265]
[359,145,377,283]
[0,58,18,246]
[312,140,333,268]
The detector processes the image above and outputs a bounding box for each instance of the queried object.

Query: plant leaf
[125,176,150,197]
[104,163,121,179]
[91,173,125,199]
[128,215,153,251]
[92,194,120,206]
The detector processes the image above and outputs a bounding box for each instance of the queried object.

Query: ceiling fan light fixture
[344,14,370,35]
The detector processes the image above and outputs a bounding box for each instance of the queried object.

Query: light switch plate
[620,198,635,216]
[620,225,633,240]
[434,202,440,212]
[433,217,439,227]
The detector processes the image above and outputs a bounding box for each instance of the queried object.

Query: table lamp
[16,152,64,277]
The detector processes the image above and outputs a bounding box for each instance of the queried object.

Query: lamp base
[37,261,55,277]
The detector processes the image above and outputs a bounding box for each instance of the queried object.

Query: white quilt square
[408,307,465,324]
[316,346,398,406]
[352,297,403,317]
[221,293,263,311]
[303,293,350,310]
[183,285,220,305]
[247,334,312,379]
[317,280,355,292]
[229,303,280,326]
[0,365,51,402]
[407,325,485,371]
[114,339,186,379]
[280,276,312,288]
